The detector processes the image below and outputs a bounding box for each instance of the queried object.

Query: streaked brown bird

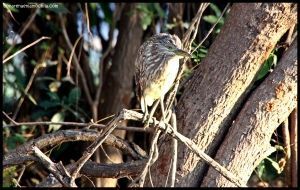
[135,33,190,123]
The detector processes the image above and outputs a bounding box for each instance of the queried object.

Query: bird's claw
[142,114,151,128]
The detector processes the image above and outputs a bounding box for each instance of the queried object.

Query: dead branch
[4,129,146,168]
[32,146,73,187]
[4,108,244,186]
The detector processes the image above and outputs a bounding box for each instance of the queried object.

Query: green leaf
[265,157,283,174]
[199,48,208,53]
[48,112,65,132]
[141,16,152,30]
[12,65,26,87]
[209,3,222,17]
[31,109,52,120]
[256,54,275,81]
[3,166,18,187]
[68,87,81,104]
[6,133,26,150]
[256,160,266,179]
[39,100,61,109]
[203,15,219,24]
[47,92,60,101]
[153,3,164,18]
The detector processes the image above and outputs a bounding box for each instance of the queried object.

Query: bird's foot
[159,124,169,140]
[142,113,148,123]
[142,114,151,128]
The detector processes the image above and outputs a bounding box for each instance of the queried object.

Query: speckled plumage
[135,33,188,113]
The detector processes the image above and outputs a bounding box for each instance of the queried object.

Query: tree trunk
[98,3,143,187]
[202,39,297,187]
[146,3,297,187]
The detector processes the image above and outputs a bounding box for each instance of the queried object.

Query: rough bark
[202,38,297,187]
[98,3,143,187]
[146,3,297,187]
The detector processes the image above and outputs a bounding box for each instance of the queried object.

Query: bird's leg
[144,100,159,128]
[159,97,169,138]
[142,97,148,123]
[160,97,166,123]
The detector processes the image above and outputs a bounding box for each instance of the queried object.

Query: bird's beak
[174,48,191,58]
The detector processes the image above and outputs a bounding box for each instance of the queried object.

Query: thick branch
[202,38,297,186]
[4,129,146,168]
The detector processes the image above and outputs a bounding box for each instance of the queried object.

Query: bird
[135,33,190,125]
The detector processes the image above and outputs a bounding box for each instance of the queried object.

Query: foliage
[255,146,286,183]
[3,166,18,187]
[136,3,164,30]
[203,3,226,34]
[256,50,278,81]
[191,42,208,64]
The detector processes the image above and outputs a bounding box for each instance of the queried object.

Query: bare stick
[17,165,26,184]
[282,118,291,185]
[32,146,73,187]
[84,3,91,35]
[3,36,51,64]
[2,111,18,125]
[4,129,147,168]
[69,112,123,185]
[170,112,177,187]
[66,35,83,77]
[3,119,153,133]
[290,108,297,187]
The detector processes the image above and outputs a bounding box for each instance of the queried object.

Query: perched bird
[135,33,190,122]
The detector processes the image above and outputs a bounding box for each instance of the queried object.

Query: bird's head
[152,33,191,59]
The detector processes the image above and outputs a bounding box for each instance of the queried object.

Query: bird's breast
[143,56,180,106]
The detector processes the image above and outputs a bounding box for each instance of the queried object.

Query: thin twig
[12,63,47,120]
[17,165,26,184]
[59,14,94,107]
[66,35,83,77]
[2,111,18,125]
[170,111,177,187]
[290,108,297,187]
[182,3,209,48]
[281,118,291,185]
[84,3,91,36]
[191,3,230,54]
[3,36,51,64]
[3,119,153,133]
